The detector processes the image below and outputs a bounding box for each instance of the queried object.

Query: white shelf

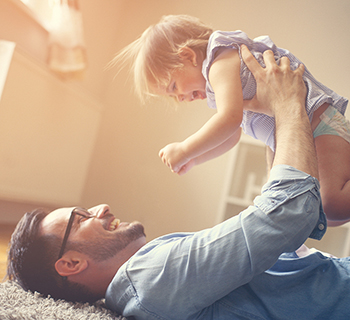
[217,135,267,223]
[226,196,253,207]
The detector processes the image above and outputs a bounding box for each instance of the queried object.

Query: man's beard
[68,218,145,262]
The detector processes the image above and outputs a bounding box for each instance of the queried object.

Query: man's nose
[95,204,111,218]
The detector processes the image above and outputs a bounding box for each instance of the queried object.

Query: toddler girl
[111,15,350,225]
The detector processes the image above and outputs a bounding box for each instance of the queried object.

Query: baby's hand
[159,142,190,173]
[177,159,196,175]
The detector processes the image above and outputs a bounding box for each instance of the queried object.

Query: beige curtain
[48,0,87,80]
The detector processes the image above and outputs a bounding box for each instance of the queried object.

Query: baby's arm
[160,49,243,173]
[184,48,243,157]
[177,128,241,175]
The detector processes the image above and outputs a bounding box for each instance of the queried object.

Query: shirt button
[318,223,325,231]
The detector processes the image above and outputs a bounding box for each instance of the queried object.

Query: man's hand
[240,44,318,179]
[241,45,307,116]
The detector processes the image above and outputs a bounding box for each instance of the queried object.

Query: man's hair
[6,209,101,303]
[108,14,213,102]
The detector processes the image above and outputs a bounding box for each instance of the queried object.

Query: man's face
[40,204,146,262]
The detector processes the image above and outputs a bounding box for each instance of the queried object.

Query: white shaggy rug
[0,281,127,320]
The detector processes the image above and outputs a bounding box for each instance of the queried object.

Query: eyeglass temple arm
[57,212,76,259]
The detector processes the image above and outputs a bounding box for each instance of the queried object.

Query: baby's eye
[172,82,177,92]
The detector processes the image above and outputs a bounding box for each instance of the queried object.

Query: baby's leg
[315,135,350,224]
[312,105,350,225]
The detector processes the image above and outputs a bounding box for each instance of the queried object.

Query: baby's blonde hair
[109,15,213,103]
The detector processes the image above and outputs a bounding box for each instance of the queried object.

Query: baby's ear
[178,47,197,65]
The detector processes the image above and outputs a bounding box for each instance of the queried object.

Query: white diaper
[313,105,350,144]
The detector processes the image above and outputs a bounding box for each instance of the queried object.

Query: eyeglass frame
[57,207,95,260]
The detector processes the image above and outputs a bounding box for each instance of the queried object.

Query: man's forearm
[273,101,318,179]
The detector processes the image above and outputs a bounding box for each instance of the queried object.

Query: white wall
[0,0,349,241]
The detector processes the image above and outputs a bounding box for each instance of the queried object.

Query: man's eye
[78,215,92,223]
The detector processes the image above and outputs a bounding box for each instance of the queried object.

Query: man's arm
[110,48,325,318]
[240,45,318,179]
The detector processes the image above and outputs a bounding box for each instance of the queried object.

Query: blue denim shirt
[106,165,332,319]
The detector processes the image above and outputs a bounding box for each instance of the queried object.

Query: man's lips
[108,217,120,231]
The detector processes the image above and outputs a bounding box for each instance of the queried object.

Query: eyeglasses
[57,207,95,260]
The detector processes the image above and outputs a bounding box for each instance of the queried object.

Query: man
[8,46,347,319]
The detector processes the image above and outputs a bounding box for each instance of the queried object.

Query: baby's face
[161,60,207,102]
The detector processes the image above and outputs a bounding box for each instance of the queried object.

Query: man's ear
[55,251,88,277]
[178,46,197,66]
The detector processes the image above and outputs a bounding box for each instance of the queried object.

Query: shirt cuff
[257,164,326,240]
[268,164,311,182]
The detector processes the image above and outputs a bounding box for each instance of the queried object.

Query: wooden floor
[0,224,16,282]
